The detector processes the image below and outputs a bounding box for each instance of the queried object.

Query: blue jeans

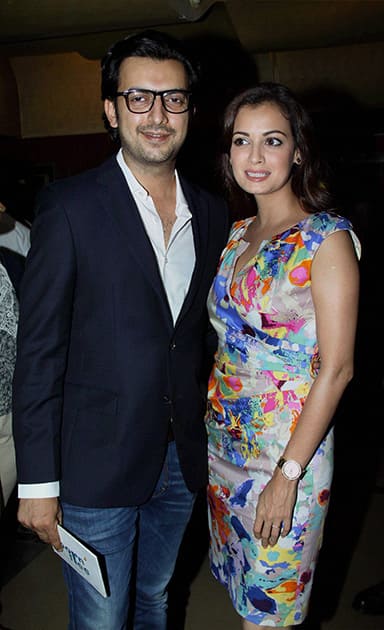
[61,442,196,630]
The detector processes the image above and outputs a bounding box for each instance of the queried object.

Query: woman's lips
[245,170,270,181]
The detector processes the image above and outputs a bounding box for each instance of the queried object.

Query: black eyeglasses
[115,89,192,114]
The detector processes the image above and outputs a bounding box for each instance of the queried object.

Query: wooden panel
[255,42,384,108]
[10,53,102,137]
[0,56,20,136]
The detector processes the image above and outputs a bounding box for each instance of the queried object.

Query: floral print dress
[0,262,18,417]
[205,212,361,626]
[0,262,19,509]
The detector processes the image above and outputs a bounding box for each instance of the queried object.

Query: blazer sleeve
[12,186,76,484]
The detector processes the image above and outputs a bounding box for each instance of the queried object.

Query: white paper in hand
[53,524,108,597]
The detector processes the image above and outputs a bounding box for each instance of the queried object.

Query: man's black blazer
[13,156,229,507]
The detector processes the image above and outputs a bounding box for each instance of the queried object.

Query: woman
[205,82,360,628]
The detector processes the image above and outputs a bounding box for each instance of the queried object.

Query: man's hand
[18,497,63,550]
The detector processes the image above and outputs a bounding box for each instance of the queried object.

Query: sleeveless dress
[205,211,361,626]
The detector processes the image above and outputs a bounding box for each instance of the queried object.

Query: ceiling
[1,0,384,60]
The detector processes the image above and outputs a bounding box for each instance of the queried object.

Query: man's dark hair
[101,29,200,142]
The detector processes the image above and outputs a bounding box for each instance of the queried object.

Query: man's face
[104,57,191,171]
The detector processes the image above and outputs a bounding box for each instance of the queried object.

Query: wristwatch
[277,457,305,481]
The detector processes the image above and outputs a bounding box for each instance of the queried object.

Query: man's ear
[104,99,118,129]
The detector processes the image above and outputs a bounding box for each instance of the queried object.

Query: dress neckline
[228,215,310,296]
[239,214,310,246]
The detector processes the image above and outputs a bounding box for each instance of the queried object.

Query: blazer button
[163,395,171,403]
[170,342,176,350]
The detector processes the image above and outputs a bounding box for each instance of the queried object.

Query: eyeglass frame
[115,88,193,114]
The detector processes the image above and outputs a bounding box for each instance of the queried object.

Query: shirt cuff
[18,482,60,498]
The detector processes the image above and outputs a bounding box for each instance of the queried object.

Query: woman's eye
[265,137,282,146]
[233,137,248,146]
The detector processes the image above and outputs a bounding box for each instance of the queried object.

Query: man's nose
[148,95,168,123]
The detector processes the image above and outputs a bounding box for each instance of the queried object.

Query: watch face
[282,459,301,480]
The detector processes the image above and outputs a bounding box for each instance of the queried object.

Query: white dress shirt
[18,150,196,499]
[0,213,31,257]
[117,149,195,324]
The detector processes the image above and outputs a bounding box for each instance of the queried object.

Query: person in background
[205,82,360,628]
[12,30,229,630]
[0,259,19,515]
[0,201,30,257]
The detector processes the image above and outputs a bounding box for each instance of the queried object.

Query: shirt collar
[116,149,190,219]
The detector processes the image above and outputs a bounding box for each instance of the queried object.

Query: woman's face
[229,101,300,198]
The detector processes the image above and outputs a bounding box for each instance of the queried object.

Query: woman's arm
[253,229,360,547]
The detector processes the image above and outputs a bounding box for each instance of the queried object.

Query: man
[13,30,229,629]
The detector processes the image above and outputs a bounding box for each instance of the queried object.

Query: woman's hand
[253,474,298,548]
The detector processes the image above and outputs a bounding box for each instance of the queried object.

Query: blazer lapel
[96,157,173,321]
[175,177,209,327]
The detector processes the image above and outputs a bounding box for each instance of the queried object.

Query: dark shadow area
[0,133,115,224]
[296,87,384,628]
[0,491,45,590]
[178,34,259,195]
[167,488,210,629]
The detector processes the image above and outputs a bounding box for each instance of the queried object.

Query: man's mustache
[138,125,176,135]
